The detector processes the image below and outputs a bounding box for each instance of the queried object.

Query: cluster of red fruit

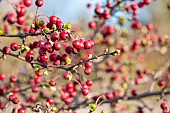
[2,14,95,71]
[60,78,93,105]
[3,0,43,26]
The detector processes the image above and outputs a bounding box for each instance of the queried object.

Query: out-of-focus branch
[62,90,170,111]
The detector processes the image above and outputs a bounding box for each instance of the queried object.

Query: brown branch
[62,90,170,111]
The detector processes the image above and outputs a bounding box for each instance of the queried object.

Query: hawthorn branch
[0,47,119,71]
[62,90,170,111]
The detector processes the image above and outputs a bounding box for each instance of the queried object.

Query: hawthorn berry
[60,31,69,40]
[23,0,32,7]
[53,42,61,51]
[88,21,96,29]
[17,16,26,25]
[82,88,89,96]
[49,80,56,86]
[0,73,6,81]
[18,107,25,113]
[16,5,26,16]
[84,68,92,75]
[51,33,59,42]
[106,92,113,100]
[10,76,18,83]
[35,0,44,7]
[2,46,10,54]
[86,80,93,88]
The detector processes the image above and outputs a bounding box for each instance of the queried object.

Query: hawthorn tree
[0,0,170,113]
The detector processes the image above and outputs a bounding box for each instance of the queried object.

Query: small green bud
[31,24,35,28]
[52,24,57,30]
[68,75,73,81]
[115,50,121,55]
[2,55,6,60]
[44,70,48,76]
[0,28,5,35]
[25,46,30,52]
[44,28,50,33]
[64,23,72,30]
[54,30,59,34]
[101,110,107,113]
[112,50,121,56]
[89,104,97,112]
[38,20,44,26]
[66,58,71,65]
[34,66,40,72]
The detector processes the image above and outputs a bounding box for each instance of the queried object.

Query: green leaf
[38,20,44,26]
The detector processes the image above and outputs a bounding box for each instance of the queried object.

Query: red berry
[146,24,153,30]
[7,13,16,24]
[106,92,113,100]
[3,46,10,54]
[84,40,92,50]
[63,72,70,79]
[49,53,57,61]
[84,68,92,75]
[53,42,61,51]
[88,21,96,29]
[0,73,6,81]
[16,5,26,16]
[86,80,93,87]
[44,42,53,52]
[50,15,57,24]
[47,98,54,105]
[158,80,166,87]
[51,33,60,42]
[161,102,168,109]
[39,55,48,62]
[0,86,6,95]
[23,0,32,7]
[25,54,34,62]
[131,89,137,95]
[87,3,92,8]
[60,31,69,40]
[65,46,73,54]
[34,77,42,84]
[66,82,74,89]
[35,0,44,7]
[10,43,19,51]
[18,108,25,113]
[82,88,89,96]
[17,16,26,25]
[61,54,69,61]
[10,76,17,83]
[64,97,73,104]
[143,0,151,5]
[29,95,36,102]
[32,85,39,92]
[56,21,64,29]
[85,62,92,68]
[36,70,43,77]
[131,4,138,10]
[49,80,56,86]
[72,40,83,50]
[106,2,113,8]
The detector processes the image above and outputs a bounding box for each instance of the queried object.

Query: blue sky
[37,0,152,25]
